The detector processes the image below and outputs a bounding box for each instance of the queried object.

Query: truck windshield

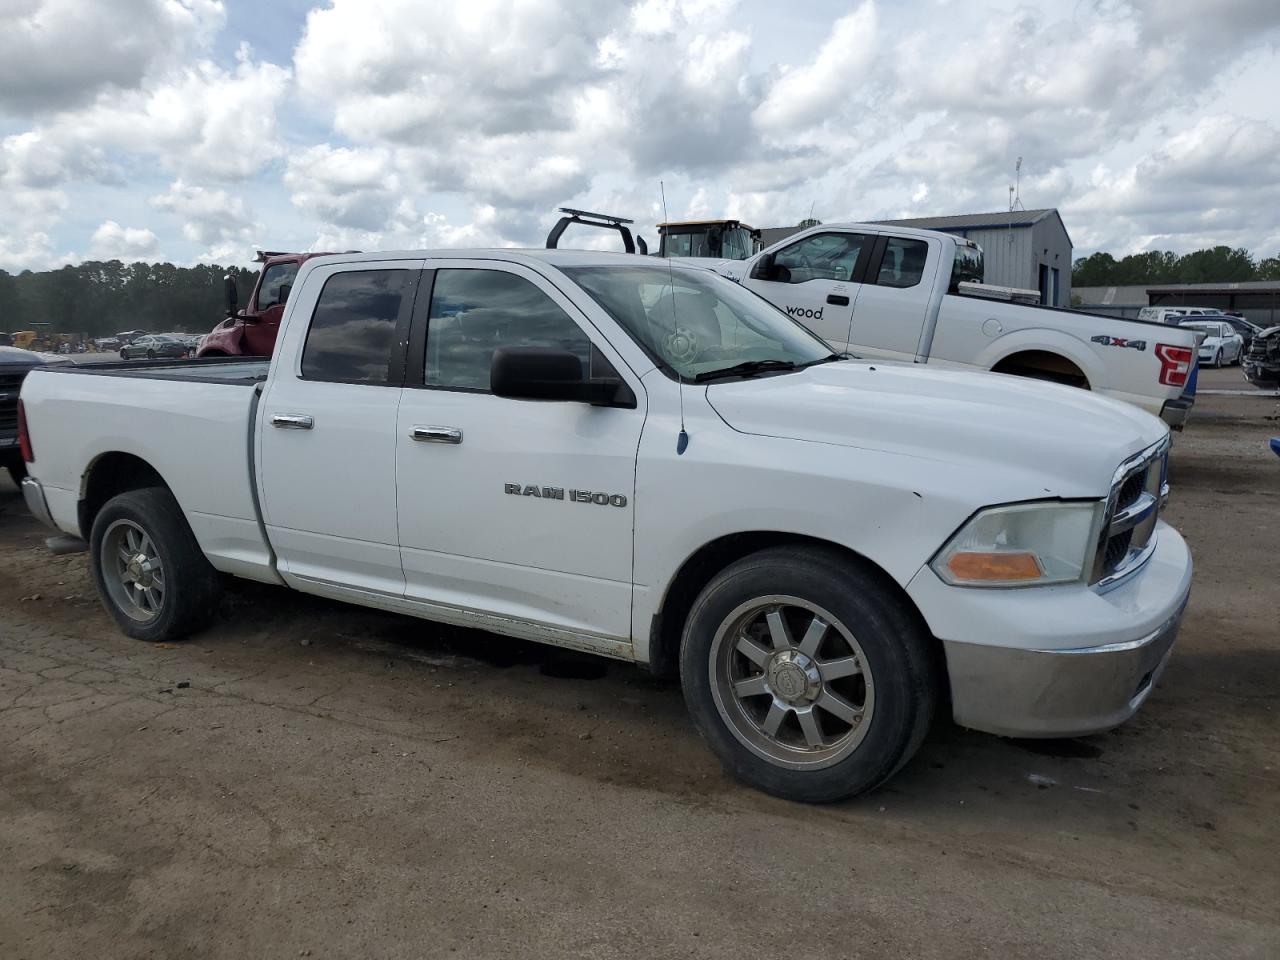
[949,243,984,290]
[564,264,836,381]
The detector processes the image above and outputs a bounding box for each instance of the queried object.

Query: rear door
[844,235,940,362]
[394,260,644,643]
[742,231,874,351]
[257,261,421,594]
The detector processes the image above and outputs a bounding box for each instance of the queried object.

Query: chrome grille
[1092,438,1169,587]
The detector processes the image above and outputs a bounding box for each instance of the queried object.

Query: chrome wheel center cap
[126,554,153,587]
[767,650,821,704]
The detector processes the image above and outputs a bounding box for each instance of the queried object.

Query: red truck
[198,251,337,357]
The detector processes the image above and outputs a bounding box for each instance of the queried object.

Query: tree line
[0,261,260,339]
[1072,246,1280,287]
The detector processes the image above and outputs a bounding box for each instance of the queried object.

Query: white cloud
[151,180,260,262]
[4,0,1280,267]
[88,220,160,261]
[0,0,225,113]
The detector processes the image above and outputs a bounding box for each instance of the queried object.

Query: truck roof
[298,249,713,271]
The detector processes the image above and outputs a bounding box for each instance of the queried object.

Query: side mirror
[491,347,635,408]
[278,282,292,306]
[751,253,775,281]
[224,273,238,317]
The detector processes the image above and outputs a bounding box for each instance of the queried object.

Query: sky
[1,0,1278,272]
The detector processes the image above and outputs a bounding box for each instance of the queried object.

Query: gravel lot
[2,368,1277,959]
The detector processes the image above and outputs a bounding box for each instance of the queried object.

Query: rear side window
[876,238,929,288]
[301,270,415,384]
[424,269,592,391]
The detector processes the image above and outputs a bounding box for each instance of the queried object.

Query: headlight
[931,501,1103,587]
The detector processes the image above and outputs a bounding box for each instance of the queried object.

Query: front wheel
[89,487,221,642]
[680,546,936,803]
[146,349,156,360]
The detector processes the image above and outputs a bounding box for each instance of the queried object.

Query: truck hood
[704,361,1167,495]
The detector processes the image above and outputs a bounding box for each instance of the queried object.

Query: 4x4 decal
[1091,335,1147,351]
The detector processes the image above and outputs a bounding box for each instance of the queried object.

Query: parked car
[690,223,1202,428]
[1243,325,1280,390]
[18,250,1193,803]
[1179,319,1244,367]
[1215,314,1263,352]
[1,346,68,485]
[1137,306,1218,325]
[120,335,191,360]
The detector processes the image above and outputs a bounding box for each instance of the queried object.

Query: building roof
[1145,281,1280,294]
[873,208,1058,230]
[1073,285,1151,306]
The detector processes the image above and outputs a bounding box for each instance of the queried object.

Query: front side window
[663,233,693,258]
[301,270,413,384]
[565,264,833,381]
[425,269,592,391]
[768,232,868,284]
[258,262,300,310]
[876,238,929,289]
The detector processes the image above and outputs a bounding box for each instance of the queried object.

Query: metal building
[873,209,1073,307]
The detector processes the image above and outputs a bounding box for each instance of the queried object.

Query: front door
[845,235,939,362]
[395,261,645,644]
[257,261,421,594]
[743,232,874,351]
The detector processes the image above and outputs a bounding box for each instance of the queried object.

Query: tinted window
[258,262,300,310]
[425,269,591,391]
[301,270,413,384]
[876,238,929,288]
[770,232,868,283]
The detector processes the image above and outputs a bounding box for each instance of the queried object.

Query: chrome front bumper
[942,591,1188,739]
[21,476,56,529]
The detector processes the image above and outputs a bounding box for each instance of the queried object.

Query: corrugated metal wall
[942,216,1072,305]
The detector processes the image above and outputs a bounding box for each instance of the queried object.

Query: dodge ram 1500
[19,249,1193,801]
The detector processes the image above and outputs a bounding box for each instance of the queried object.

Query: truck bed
[45,356,269,384]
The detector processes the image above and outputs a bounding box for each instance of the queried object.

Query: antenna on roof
[661,181,689,456]
[1007,156,1024,244]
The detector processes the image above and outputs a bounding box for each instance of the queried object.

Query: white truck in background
[688,223,1200,427]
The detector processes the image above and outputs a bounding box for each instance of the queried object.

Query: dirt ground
[2,369,1277,959]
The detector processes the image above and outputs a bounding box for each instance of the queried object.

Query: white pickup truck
[694,223,1200,427]
[18,249,1192,802]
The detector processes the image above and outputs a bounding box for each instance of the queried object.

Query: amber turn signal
[946,551,1043,582]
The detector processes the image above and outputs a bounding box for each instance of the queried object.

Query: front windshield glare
[564,265,834,380]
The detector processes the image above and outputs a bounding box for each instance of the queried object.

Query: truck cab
[658,220,761,260]
[198,251,335,358]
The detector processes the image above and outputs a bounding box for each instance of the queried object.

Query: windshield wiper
[797,353,846,368]
[693,359,797,382]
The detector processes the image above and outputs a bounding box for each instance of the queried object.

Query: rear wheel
[146,349,156,360]
[89,487,221,642]
[680,546,936,803]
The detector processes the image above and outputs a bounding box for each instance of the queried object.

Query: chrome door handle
[271,414,314,430]
[411,425,463,444]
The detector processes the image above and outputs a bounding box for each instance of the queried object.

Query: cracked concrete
[1,380,1278,959]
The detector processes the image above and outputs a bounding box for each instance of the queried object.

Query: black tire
[6,462,27,487]
[146,349,156,360]
[120,349,129,359]
[89,486,220,642]
[680,546,937,803]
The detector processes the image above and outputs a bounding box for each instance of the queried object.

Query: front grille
[1092,439,1168,586]
[0,372,25,431]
